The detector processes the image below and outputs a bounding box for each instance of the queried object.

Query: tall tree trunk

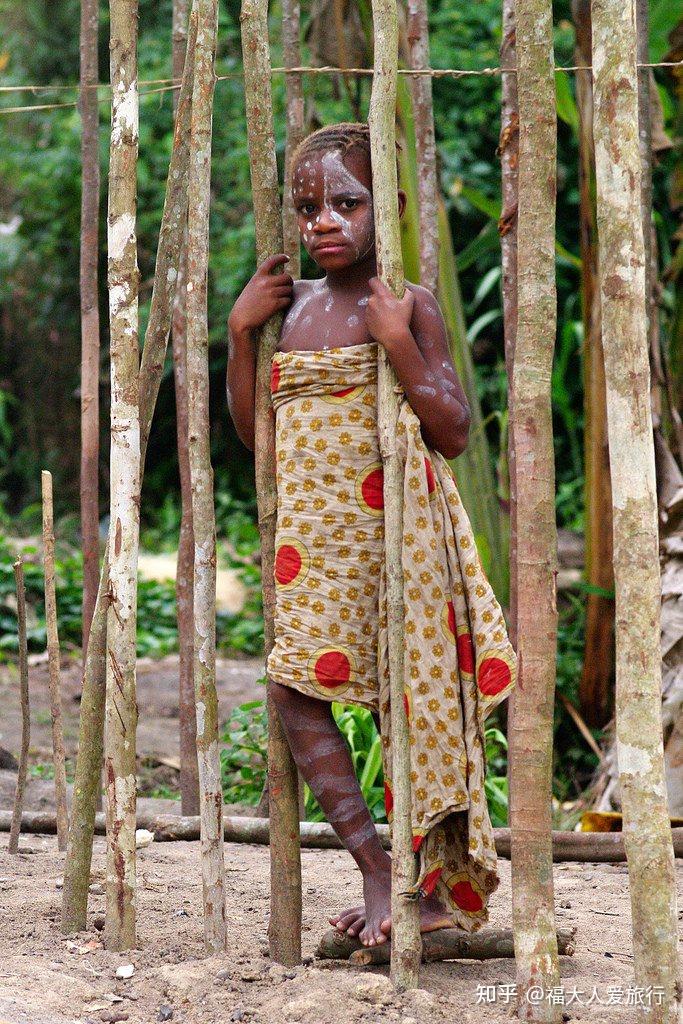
[368,0,421,991]
[405,0,438,296]
[573,0,615,729]
[186,0,227,954]
[282,0,304,279]
[172,0,200,818]
[79,0,101,656]
[508,0,561,1017]
[42,471,69,851]
[103,0,141,952]
[499,0,518,646]
[591,1,682,1020]
[61,23,197,935]
[8,561,29,855]
[240,0,302,967]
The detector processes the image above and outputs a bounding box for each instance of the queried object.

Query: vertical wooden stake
[172,0,200,819]
[499,0,518,646]
[41,470,69,852]
[368,0,421,991]
[573,0,615,729]
[282,0,305,279]
[104,0,141,953]
[406,0,438,296]
[591,1,682,1019]
[240,0,303,967]
[61,20,197,935]
[508,0,561,1017]
[186,0,227,953]
[8,560,29,855]
[79,0,101,656]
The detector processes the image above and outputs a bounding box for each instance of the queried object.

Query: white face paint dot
[347,315,359,327]
[358,296,369,306]
[306,222,313,231]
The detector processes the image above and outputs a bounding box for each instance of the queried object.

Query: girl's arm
[365,279,470,459]
[226,254,293,451]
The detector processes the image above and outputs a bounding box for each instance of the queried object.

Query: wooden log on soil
[186,0,227,954]
[240,0,302,968]
[369,0,421,991]
[41,471,69,852]
[8,561,30,855]
[316,925,577,964]
[61,17,198,936]
[9,811,683,861]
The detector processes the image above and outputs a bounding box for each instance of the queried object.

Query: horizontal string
[1,58,680,116]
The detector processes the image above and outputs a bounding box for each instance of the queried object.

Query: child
[227,122,516,948]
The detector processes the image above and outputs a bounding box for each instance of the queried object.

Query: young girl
[227,122,516,948]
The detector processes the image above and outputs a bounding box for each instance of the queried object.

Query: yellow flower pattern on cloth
[266,340,517,932]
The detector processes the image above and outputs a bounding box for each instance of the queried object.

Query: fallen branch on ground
[316,924,577,963]
[4,811,683,862]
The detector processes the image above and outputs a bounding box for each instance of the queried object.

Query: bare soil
[1,654,681,1023]
[1,838,681,1024]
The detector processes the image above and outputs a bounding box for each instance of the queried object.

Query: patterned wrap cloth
[266,340,516,932]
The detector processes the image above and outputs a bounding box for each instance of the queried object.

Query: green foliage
[219,691,511,826]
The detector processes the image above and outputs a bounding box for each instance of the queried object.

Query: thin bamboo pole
[8,560,29,855]
[41,471,69,852]
[61,19,197,935]
[186,0,227,953]
[282,0,304,278]
[508,0,561,1017]
[499,1,518,645]
[240,0,302,967]
[368,0,421,991]
[573,0,614,729]
[406,0,438,296]
[103,0,141,952]
[172,0,200,818]
[79,0,101,656]
[591,1,681,1019]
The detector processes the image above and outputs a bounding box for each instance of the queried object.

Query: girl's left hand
[365,277,415,349]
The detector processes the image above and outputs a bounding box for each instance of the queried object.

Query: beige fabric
[267,340,516,931]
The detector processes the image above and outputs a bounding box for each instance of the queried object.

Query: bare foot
[329,889,454,942]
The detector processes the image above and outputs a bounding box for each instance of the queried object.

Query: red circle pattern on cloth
[266,341,517,933]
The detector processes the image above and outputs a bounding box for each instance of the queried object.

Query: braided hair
[290,121,401,183]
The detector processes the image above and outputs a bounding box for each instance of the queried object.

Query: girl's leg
[269,679,392,946]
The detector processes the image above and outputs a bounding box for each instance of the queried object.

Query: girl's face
[291,147,376,270]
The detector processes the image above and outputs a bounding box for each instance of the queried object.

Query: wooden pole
[61,21,197,935]
[406,0,438,296]
[41,471,69,852]
[499,1,518,646]
[8,560,29,855]
[508,0,561,1017]
[186,0,227,954]
[282,0,304,278]
[79,0,101,656]
[591,1,682,1018]
[573,0,615,730]
[172,0,200,819]
[103,0,141,952]
[240,0,302,967]
[368,0,421,991]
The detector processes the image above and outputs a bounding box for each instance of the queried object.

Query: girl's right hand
[228,254,293,336]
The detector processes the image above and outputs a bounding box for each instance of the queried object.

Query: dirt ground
[1,655,682,1023]
[0,653,264,811]
[1,838,681,1024]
